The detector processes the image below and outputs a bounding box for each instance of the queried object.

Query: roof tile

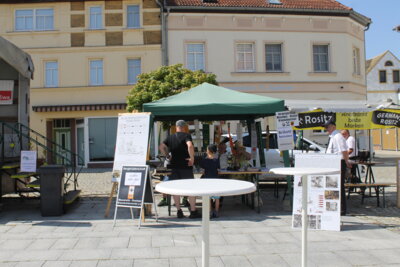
[166,0,352,10]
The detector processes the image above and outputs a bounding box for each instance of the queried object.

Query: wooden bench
[345,183,396,207]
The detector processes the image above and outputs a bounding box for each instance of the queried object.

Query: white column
[202,195,210,267]
[301,174,308,267]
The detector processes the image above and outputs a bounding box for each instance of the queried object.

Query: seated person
[233,142,252,170]
[217,142,229,170]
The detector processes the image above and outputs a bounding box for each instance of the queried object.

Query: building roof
[366,50,400,74]
[165,0,371,26]
[0,37,34,79]
[167,0,351,10]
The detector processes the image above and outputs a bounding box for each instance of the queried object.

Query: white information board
[20,150,37,173]
[275,111,297,151]
[112,113,151,182]
[294,153,342,231]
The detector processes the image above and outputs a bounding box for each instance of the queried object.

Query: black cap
[322,119,336,127]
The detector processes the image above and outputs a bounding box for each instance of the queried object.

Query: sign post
[113,166,157,228]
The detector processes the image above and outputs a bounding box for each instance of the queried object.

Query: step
[1,163,20,170]
[64,190,81,205]
[26,180,40,188]
[10,172,38,179]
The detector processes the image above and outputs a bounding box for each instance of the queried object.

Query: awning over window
[32,103,127,112]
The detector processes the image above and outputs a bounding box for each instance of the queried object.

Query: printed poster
[112,113,150,182]
[20,150,37,173]
[275,111,297,150]
[293,153,342,231]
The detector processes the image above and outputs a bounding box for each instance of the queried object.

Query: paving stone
[128,236,151,248]
[151,235,174,247]
[74,238,101,249]
[194,233,227,245]
[279,253,318,267]
[97,259,133,267]
[59,249,111,261]
[220,255,252,267]
[0,262,16,267]
[0,240,33,250]
[51,238,79,250]
[111,248,159,260]
[334,250,382,266]
[42,260,72,267]
[172,234,197,247]
[26,238,56,250]
[170,257,197,267]
[68,260,98,267]
[10,250,62,261]
[247,254,290,267]
[368,249,400,265]
[223,233,257,245]
[98,237,129,249]
[133,258,169,267]
[194,256,224,267]
[14,261,44,267]
[160,246,201,258]
[309,251,352,267]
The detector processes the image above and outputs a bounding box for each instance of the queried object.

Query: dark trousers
[341,159,347,215]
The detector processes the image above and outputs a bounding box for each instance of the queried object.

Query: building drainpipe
[155,0,170,66]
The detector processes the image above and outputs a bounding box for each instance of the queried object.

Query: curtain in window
[36,9,53,30]
[266,44,282,71]
[237,44,254,71]
[313,45,329,72]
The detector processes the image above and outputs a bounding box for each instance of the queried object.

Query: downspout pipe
[155,0,167,66]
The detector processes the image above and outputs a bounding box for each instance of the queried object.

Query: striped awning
[32,103,127,112]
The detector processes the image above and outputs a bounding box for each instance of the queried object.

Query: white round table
[155,179,256,267]
[270,167,340,267]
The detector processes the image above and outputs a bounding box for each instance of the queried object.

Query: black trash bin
[39,165,65,216]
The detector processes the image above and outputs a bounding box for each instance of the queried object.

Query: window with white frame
[265,44,282,72]
[128,59,141,84]
[236,43,255,72]
[90,60,103,85]
[15,8,54,31]
[352,47,361,75]
[45,61,58,87]
[186,43,205,71]
[89,6,102,29]
[313,44,329,72]
[393,70,400,83]
[127,5,140,28]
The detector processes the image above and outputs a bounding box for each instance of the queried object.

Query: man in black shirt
[159,120,200,219]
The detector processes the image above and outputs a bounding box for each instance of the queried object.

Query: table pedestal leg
[202,195,210,267]
[301,174,308,267]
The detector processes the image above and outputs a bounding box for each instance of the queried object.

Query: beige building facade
[0,0,161,166]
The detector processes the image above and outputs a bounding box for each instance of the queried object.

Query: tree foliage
[126,64,218,112]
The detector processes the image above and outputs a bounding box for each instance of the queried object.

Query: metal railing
[0,121,82,193]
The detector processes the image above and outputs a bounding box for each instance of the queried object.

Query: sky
[337,0,400,59]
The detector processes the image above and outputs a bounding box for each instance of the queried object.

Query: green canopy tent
[143,83,285,121]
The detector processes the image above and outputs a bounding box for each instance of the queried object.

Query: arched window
[385,61,393,66]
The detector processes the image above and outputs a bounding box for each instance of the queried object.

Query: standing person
[159,120,200,219]
[200,144,221,218]
[323,120,351,215]
[341,130,356,159]
[341,129,358,183]
[217,142,228,170]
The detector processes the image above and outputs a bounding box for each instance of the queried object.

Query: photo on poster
[326,175,339,188]
[125,172,142,186]
[326,201,338,212]
[293,214,302,228]
[311,175,324,188]
[325,190,339,200]
[308,215,322,230]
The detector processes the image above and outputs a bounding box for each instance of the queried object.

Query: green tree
[126,64,218,112]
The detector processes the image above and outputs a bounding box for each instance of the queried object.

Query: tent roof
[143,83,285,121]
[0,37,34,79]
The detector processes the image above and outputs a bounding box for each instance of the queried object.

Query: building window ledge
[308,72,337,76]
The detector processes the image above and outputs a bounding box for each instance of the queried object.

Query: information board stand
[113,166,158,228]
[104,112,151,217]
